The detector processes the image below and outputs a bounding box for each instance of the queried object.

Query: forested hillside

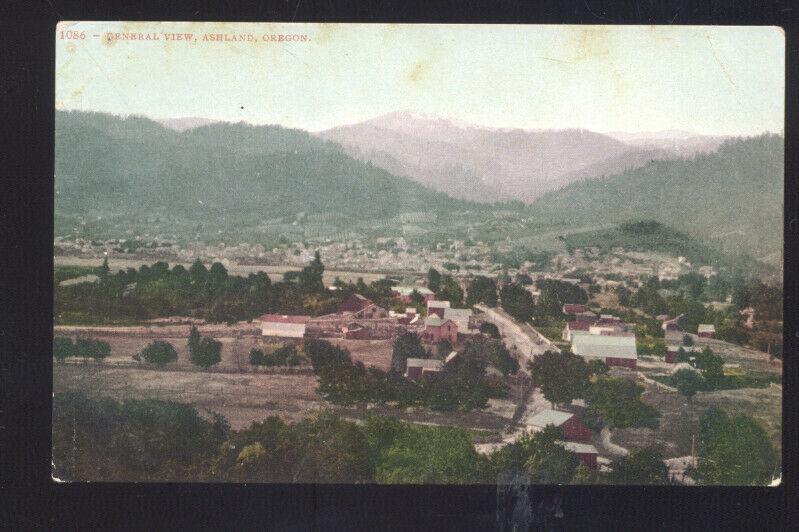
[529,135,784,264]
[55,111,474,237]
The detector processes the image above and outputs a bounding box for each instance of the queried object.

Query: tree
[479,321,500,339]
[427,268,441,293]
[188,326,201,358]
[436,339,453,358]
[693,347,724,387]
[249,348,265,366]
[99,256,110,281]
[391,332,427,374]
[53,336,75,362]
[489,426,578,484]
[188,327,221,369]
[500,283,535,323]
[585,377,660,429]
[671,369,705,402]
[587,359,609,376]
[676,346,690,363]
[304,339,352,372]
[697,408,776,485]
[140,340,178,366]
[189,259,208,285]
[74,338,111,362]
[436,275,464,307]
[299,251,325,294]
[683,334,694,346]
[528,350,590,407]
[608,448,669,485]
[466,276,498,307]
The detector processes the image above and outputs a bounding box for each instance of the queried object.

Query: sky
[55,22,784,135]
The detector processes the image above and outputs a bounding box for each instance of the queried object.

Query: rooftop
[698,324,716,333]
[556,440,598,454]
[527,408,574,428]
[571,333,637,360]
[256,314,309,324]
[406,358,444,370]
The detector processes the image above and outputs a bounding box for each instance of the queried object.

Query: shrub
[140,340,178,366]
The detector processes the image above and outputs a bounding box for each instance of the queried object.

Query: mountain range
[317,111,730,203]
[55,110,783,266]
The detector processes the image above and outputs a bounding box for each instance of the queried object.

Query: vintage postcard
[53,22,783,485]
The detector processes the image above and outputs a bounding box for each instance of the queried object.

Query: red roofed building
[527,409,593,442]
[562,320,591,341]
[337,293,388,319]
[421,315,458,345]
[563,304,589,315]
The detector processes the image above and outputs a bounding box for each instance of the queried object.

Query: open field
[54,364,325,429]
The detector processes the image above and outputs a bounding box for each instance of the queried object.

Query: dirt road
[474,305,559,374]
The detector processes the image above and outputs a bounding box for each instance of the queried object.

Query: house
[661,314,685,332]
[563,303,589,315]
[556,440,598,470]
[337,293,388,319]
[697,324,716,338]
[527,409,593,442]
[405,357,444,379]
[392,285,435,304]
[562,320,591,342]
[427,299,451,318]
[256,314,309,338]
[571,332,638,368]
[421,315,458,345]
[443,308,475,336]
[666,345,701,363]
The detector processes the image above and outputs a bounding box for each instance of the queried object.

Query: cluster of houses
[254,288,479,349]
[560,304,638,369]
[659,313,715,363]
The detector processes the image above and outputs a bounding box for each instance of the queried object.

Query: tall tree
[528,350,589,407]
[697,408,777,485]
[466,276,498,307]
[608,448,669,485]
[427,268,441,293]
[436,275,464,307]
[499,283,535,323]
[391,332,427,374]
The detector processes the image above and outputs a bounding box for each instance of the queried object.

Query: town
[52,236,782,485]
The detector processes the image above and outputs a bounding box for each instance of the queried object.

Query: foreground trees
[528,350,590,408]
[696,408,777,485]
[139,340,178,366]
[187,326,221,369]
[608,448,670,485]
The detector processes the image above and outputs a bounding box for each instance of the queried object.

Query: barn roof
[528,408,574,428]
[571,333,638,360]
[556,440,598,454]
[393,286,434,296]
[698,324,715,333]
[427,300,451,308]
[256,314,309,324]
[406,358,443,370]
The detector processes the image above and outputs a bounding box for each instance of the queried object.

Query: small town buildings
[697,324,716,338]
[256,314,309,338]
[405,357,444,379]
[661,314,685,332]
[527,409,593,442]
[337,293,388,319]
[665,345,702,363]
[562,320,591,342]
[421,315,458,345]
[563,303,589,315]
[443,307,475,337]
[427,299,451,318]
[556,440,599,470]
[571,332,638,368]
[392,285,435,304]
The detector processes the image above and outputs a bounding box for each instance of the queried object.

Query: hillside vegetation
[529,135,783,264]
[55,111,475,239]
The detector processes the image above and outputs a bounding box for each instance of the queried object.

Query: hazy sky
[56,22,784,135]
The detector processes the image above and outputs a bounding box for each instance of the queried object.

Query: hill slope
[318,111,645,203]
[528,135,784,264]
[55,111,475,238]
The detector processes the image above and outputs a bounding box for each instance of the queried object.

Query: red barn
[527,409,593,442]
[556,441,599,470]
[420,316,458,345]
[697,324,716,338]
[338,293,374,314]
[404,358,443,379]
[563,304,589,315]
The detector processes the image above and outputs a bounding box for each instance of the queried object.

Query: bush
[140,340,178,365]
[249,348,265,366]
[74,338,111,362]
[479,321,500,339]
[585,377,660,429]
[53,336,75,362]
[188,327,222,369]
[683,334,694,346]
[671,369,706,401]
